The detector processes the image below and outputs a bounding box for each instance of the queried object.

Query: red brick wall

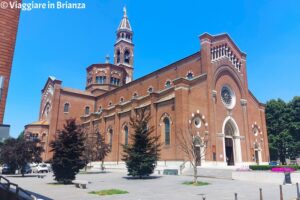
[0,1,21,123]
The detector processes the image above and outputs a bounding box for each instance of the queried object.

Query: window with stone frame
[85,106,90,115]
[109,128,113,148]
[63,103,70,113]
[164,117,171,145]
[116,49,121,63]
[110,77,120,86]
[124,125,129,145]
[165,80,172,88]
[96,76,106,84]
[187,72,194,79]
[124,49,130,64]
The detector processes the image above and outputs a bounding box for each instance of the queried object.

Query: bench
[37,175,46,179]
[163,169,178,175]
[73,180,89,189]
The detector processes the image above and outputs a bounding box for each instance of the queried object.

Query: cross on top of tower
[118,6,132,32]
[123,6,127,17]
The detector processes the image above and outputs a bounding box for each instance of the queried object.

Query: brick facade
[0,1,21,139]
[25,8,269,166]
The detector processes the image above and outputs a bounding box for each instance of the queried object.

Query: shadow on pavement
[25,190,54,200]
[5,174,49,178]
[123,175,162,180]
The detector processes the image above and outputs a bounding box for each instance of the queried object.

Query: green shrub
[249,165,272,170]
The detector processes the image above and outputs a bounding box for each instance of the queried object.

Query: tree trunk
[101,160,104,171]
[193,165,198,184]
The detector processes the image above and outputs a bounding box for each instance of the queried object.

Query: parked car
[45,163,52,172]
[269,161,279,166]
[36,163,49,173]
[21,164,32,174]
[1,164,15,174]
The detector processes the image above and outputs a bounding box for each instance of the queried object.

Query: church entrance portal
[225,138,234,165]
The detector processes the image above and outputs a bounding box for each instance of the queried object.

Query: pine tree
[50,119,85,184]
[122,108,160,178]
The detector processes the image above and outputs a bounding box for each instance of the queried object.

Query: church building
[25,7,269,167]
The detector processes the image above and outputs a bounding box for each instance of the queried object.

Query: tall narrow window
[124,126,129,145]
[64,103,70,113]
[85,106,90,115]
[124,50,130,64]
[117,50,121,63]
[164,118,170,145]
[109,128,113,148]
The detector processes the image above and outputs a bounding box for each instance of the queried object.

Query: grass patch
[89,189,128,196]
[182,181,209,186]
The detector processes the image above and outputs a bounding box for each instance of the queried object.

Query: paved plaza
[4,171,299,200]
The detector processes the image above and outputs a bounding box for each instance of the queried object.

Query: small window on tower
[117,50,121,63]
[124,50,130,64]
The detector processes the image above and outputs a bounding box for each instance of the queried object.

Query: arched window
[96,76,106,84]
[133,92,138,99]
[124,126,129,145]
[85,106,90,115]
[124,50,130,64]
[225,121,235,136]
[165,80,171,88]
[187,72,193,79]
[116,50,121,63]
[110,77,120,85]
[109,128,113,148]
[64,103,70,113]
[164,117,170,145]
[148,86,154,93]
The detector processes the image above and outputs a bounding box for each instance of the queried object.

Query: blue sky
[5,0,300,137]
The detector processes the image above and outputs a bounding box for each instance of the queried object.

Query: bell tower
[114,7,134,83]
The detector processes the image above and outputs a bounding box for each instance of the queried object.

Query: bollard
[279,185,283,200]
[297,183,300,200]
[259,188,263,200]
[234,193,238,200]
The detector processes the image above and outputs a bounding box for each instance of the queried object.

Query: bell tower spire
[114,6,134,83]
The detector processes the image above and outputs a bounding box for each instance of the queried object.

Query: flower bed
[271,167,295,173]
[249,165,299,171]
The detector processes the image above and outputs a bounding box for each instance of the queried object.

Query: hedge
[249,165,300,171]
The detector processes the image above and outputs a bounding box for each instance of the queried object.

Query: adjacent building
[0,1,21,141]
[25,7,269,167]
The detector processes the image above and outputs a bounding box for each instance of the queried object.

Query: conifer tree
[122,108,160,178]
[50,119,85,184]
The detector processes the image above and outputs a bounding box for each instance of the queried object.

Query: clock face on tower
[221,85,236,109]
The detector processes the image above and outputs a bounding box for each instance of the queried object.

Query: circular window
[253,127,259,136]
[194,117,201,128]
[221,85,236,109]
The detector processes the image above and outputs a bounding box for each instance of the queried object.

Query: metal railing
[0,175,38,200]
